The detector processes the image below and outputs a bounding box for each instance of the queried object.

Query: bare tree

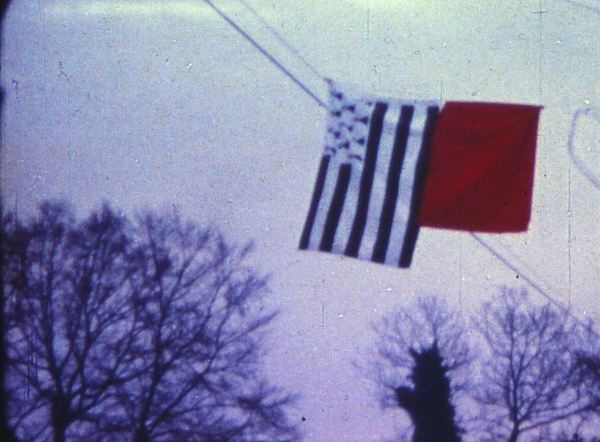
[3,201,299,442]
[1,200,19,442]
[575,353,600,409]
[570,329,600,437]
[4,202,137,442]
[370,296,472,438]
[474,287,593,442]
[573,318,600,416]
[101,210,298,442]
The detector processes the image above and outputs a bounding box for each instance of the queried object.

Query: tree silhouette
[1,202,18,442]
[3,201,299,441]
[475,287,594,442]
[100,211,298,441]
[370,296,471,439]
[369,291,600,441]
[395,343,461,442]
[4,201,129,442]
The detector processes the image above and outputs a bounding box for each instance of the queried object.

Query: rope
[568,107,600,191]
[471,233,566,310]
[492,237,558,296]
[203,0,327,109]
[470,233,599,336]
[237,0,324,80]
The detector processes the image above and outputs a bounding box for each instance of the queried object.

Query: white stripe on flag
[357,104,402,261]
[331,161,359,254]
[385,105,429,265]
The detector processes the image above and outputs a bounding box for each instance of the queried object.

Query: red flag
[418,101,542,233]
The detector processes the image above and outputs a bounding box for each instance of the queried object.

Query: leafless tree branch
[3,201,300,442]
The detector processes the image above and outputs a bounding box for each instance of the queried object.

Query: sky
[2,0,600,440]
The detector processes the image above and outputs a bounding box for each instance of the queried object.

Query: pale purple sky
[2,1,600,440]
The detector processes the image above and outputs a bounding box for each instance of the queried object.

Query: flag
[418,101,543,232]
[299,81,440,268]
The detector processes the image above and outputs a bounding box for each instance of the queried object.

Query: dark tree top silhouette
[3,200,300,442]
[368,296,472,440]
[370,296,472,407]
[395,343,462,442]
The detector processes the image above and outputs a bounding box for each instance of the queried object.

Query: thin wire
[492,237,558,296]
[471,234,567,311]
[202,0,327,109]
[236,0,323,80]
[470,233,598,335]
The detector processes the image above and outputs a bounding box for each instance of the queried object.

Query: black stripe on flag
[399,106,440,268]
[372,105,414,263]
[299,155,331,249]
[320,163,352,251]
[344,102,388,257]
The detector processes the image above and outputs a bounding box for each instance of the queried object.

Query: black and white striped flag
[299,81,440,268]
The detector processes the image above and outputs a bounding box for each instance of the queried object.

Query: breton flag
[299,81,440,268]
